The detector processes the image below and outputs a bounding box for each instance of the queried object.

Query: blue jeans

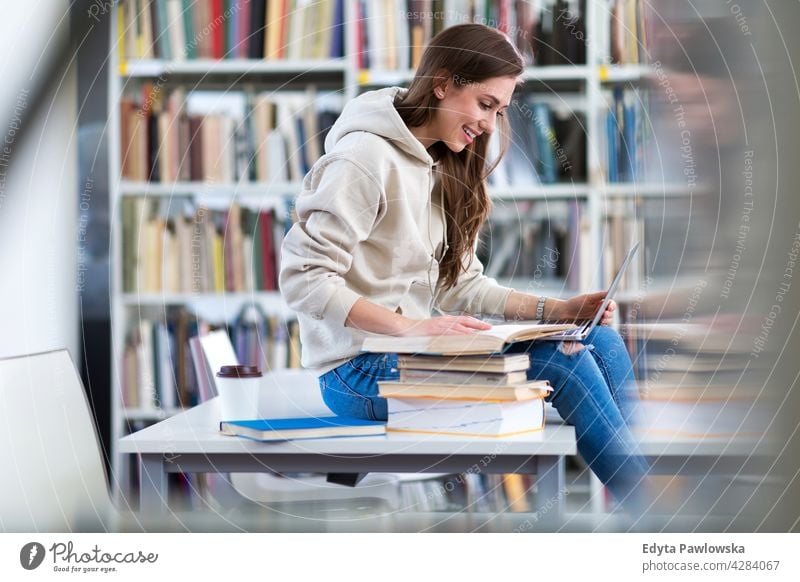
[319,326,649,510]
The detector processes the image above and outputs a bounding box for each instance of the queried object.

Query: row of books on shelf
[121,197,290,294]
[121,309,300,411]
[118,192,647,301]
[120,84,606,188]
[601,197,644,289]
[477,200,588,290]
[399,472,541,513]
[120,0,345,61]
[488,98,586,187]
[358,0,588,71]
[606,86,650,183]
[120,0,649,70]
[120,86,340,183]
[121,451,211,510]
[608,0,650,66]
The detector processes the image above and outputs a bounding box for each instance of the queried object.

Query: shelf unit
[108,1,668,509]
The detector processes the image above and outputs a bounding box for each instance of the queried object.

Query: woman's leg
[508,337,649,510]
[318,352,399,421]
[581,325,641,426]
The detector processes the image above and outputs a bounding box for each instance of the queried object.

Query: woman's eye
[480,102,491,110]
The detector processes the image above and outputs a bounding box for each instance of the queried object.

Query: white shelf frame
[122,58,348,77]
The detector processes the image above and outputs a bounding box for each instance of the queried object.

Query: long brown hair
[394,23,524,291]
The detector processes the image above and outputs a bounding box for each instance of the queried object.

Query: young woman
[280,23,649,511]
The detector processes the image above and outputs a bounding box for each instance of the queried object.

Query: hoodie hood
[324,86,434,165]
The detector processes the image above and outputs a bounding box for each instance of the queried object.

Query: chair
[0,349,113,531]
[194,331,402,512]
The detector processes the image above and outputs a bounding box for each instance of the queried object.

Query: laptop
[539,241,640,341]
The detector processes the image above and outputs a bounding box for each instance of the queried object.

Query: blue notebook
[220,416,386,442]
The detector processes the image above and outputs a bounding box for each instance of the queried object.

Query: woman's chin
[446,141,468,153]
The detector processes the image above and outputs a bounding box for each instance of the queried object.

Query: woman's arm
[345,297,492,336]
[504,290,616,324]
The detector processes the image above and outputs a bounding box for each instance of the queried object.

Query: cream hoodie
[279,86,514,374]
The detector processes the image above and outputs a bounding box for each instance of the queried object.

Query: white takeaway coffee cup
[216,365,263,422]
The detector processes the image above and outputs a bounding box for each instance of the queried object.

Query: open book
[361,321,576,356]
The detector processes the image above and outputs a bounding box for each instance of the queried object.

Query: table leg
[140,454,169,514]
[536,455,566,523]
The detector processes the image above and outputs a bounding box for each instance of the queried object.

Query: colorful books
[120,87,341,183]
[219,416,386,441]
[122,0,345,61]
[121,199,288,294]
[361,322,576,356]
[357,0,588,72]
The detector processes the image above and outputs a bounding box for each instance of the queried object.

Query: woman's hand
[395,315,492,337]
[550,292,616,325]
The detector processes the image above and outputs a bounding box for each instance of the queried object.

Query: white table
[119,398,578,516]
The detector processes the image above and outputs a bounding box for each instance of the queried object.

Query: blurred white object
[0,0,78,360]
[0,349,112,531]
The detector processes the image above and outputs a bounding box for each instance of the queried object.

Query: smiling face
[430,75,518,152]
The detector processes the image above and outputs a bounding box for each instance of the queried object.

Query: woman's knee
[588,326,627,353]
[558,340,586,355]
[536,346,603,392]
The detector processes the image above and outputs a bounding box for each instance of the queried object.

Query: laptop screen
[585,241,641,331]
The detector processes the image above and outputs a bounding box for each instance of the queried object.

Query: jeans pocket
[320,369,380,421]
[321,354,397,421]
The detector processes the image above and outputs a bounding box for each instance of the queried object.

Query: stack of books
[377,353,552,438]
[362,322,574,437]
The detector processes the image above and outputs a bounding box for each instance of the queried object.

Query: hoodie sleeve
[279,156,385,328]
[434,252,514,318]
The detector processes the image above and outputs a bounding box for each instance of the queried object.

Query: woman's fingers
[435,316,490,334]
[455,316,492,330]
[601,300,616,325]
[587,291,607,305]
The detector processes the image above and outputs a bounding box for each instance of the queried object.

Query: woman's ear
[432,69,452,99]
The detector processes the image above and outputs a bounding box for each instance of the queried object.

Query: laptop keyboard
[545,320,590,337]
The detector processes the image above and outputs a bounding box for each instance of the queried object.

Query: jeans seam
[588,350,622,409]
[533,358,646,487]
[328,368,377,419]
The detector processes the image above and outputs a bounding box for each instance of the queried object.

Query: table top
[119,399,577,456]
[119,398,771,458]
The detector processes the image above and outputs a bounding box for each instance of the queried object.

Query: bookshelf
[109,0,676,511]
